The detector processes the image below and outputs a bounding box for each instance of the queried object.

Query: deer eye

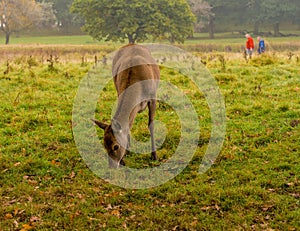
[113,144,120,151]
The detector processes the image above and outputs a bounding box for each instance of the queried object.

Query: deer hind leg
[148,100,157,160]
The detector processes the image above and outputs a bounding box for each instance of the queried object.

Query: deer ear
[91,119,108,130]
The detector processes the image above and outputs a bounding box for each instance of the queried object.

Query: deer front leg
[121,134,131,166]
[148,100,157,160]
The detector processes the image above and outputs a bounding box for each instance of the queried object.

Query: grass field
[0,37,299,230]
[1,31,300,45]
[0,34,299,63]
[0,35,103,45]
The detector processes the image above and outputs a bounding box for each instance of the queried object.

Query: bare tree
[188,0,214,33]
[0,0,55,44]
[38,2,57,29]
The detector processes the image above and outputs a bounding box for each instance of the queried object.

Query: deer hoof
[151,152,158,161]
[120,159,126,166]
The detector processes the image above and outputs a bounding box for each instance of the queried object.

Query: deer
[93,44,160,168]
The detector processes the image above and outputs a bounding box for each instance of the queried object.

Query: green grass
[0,45,299,230]
[0,35,105,45]
[1,32,299,47]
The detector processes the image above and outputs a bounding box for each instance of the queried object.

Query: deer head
[92,119,128,168]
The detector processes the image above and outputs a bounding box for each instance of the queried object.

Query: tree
[38,1,57,29]
[0,0,56,44]
[203,0,300,38]
[245,0,300,36]
[245,0,263,34]
[205,0,247,39]
[37,0,83,33]
[262,0,300,36]
[204,0,225,39]
[71,0,195,44]
[187,0,214,33]
[295,4,300,29]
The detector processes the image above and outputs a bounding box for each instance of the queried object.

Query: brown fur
[93,45,160,168]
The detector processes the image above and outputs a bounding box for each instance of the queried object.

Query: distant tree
[38,2,57,28]
[71,0,195,44]
[187,0,214,33]
[204,0,244,38]
[245,0,263,34]
[204,0,300,38]
[264,0,300,36]
[204,0,228,39]
[37,0,83,33]
[246,0,300,36]
[295,4,300,29]
[0,0,56,44]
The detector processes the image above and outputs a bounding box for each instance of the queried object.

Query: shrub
[250,53,277,66]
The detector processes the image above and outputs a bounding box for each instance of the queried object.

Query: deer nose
[108,158,120,168]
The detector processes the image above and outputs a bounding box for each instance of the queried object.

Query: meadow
[0,35,299,230]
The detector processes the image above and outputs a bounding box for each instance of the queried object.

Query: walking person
[257,36,265,54]
[245,34,254,59]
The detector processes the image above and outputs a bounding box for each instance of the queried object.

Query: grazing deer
[93,44,160,168]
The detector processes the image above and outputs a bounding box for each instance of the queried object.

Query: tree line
[1,0,299,44]
[201,0,300,38]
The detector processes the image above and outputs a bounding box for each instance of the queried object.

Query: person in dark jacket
[257,36,265,54]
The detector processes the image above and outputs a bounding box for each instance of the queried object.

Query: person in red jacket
[245,34,254,59]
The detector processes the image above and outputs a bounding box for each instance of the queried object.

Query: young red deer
[93,44,160,168]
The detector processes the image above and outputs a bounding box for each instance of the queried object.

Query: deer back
[112,44,160,97]
[111,45,160,127]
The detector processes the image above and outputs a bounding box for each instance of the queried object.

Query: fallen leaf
[30,216,40,223]
[172,225,179,231]
[201,206,212,211]
[289,193,299,198]
[288,227,296,231]
[14,209,25,216]
[190,220,198,226]
[77,193,84,200]
[14,209,18,216]
[106,204,112,210]
[111,210,120,217]
[129,214,136,219]
[214,204,221,211]
[51,159,60,166]
[286,182,295,187]
[27,180,38,186]
[13,220,19,228]
[20,223,34,231]
[70,171,76,178]
[5,213,13,219]
[262,205,273,211]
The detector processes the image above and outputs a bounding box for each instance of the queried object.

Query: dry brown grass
[0,44,115,64]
